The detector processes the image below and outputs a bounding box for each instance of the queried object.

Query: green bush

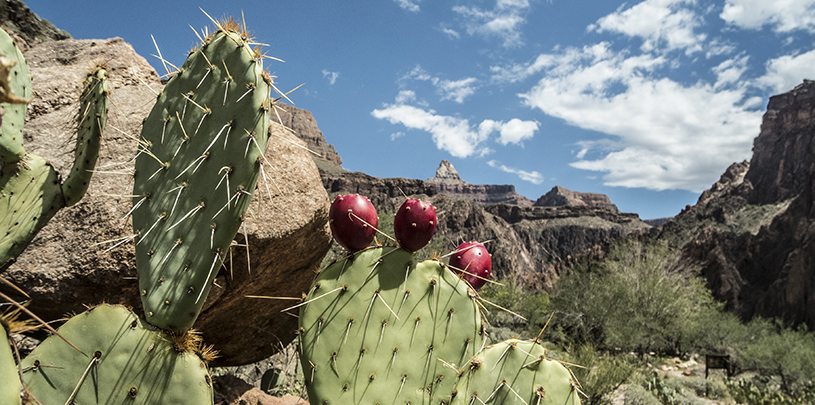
[477,275,550,338]
[549,241,717,354]
[567,344,634,405]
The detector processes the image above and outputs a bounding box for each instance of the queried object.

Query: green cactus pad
[451,339,581,405]
[21,304,214,405]
[0,154,64,269]
[62,66,109,206]
[299,247,485,405]
[132,26,272,331]
[0,27,31,163]
[0,325,21,405]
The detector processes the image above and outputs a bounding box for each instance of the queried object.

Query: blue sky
[26,0,815,219]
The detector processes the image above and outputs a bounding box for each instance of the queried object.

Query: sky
[25,0,815,220]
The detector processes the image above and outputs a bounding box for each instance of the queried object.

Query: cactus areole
[328,194,378,251]
[449,242,492,290]
[393,197,437,252]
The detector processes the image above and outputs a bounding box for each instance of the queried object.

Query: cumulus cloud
[371,104,493,158]
[756,49,815,93]
[372,99,539,157]
[516,42,764,192]
[322,69,340,85]
[487,160,544,184]
[452,0,531,47]
[588,0,706,54]
[721,0,815,33]
[712,54,750,89]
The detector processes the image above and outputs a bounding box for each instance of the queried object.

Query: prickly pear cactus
[62,66,110,206]
[451,339,581,405]
[21,304,214,405]
[0,323,21,405]
[0,27,31,163]
[132,21,273,332]
[0,25,109,269]
[299,246,485,405]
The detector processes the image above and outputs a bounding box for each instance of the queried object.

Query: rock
[535,185,620,213]
[0,0,70,52]
[427,159,463,184]
[659,80,815,327]
[272,103,343,172]
[1,37,331,366]
[213,375,307,405]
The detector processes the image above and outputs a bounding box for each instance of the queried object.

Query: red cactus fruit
[449,242,492,290]
[329,194,378,251]
[394,198,437,252]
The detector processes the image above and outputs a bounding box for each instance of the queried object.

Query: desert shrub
[726,378,815,405]
[567,344,634,405]
[477,275,550,338]
[623,383,662,405]
[549,241,716,354]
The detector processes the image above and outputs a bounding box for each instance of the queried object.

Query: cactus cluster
[0,27,109,270]
[0,13,283,405]
[301,196,581,404]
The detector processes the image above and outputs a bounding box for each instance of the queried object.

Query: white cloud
[391,131,406,141]
[721,0,815,33]
[322,69,340,85]
[401,65,479,103]
[497,118,539,145]
[395,90,417,104]
[371,104,493,158]
[588,0,706,54]
[712,54,750,89]
[487,160,544,184]
[394,0,421,12]
[438,77,479,103]
[517,43,764,192]
[452,0,531,47]
[441,26,461,39]
[756,48,815,93]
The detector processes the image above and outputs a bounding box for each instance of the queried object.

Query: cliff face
[535,185,620,213]
[659,80,815,327]
[273,103,343,170]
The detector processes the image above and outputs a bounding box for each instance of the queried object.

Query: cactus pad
[62,66,109,206]
[299,246,485,405]
[132,25,272,331]
[0,27,31,163]
[0,324,21,405]
[451,339,581,405]
[21,304,214,405]
[0,154,64,269]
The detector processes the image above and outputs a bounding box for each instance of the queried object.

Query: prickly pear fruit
[394,197,437,252]
[449,242,492,290]
[328,194,378,251]
[0,323,20,405]
[451,339,581,405]
[299,246,485,405]
[132,22,272,332]
[21,304,214,405]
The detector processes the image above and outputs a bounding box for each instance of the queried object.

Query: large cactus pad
[299,247,486,405]
[21,304,214,405]
[451,339,581,405]
[133,24,272,331]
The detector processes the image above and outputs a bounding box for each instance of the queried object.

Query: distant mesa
[426,160,534,206]
[534,185,620,214]
[427,159,464,185]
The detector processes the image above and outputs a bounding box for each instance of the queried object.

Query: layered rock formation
[426,160,535,206]
[0,11,331,366]
[535,185,620,213]
[659,80,815,327]
[272,103,343,171]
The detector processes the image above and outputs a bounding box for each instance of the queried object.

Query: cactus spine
[132,19,273,332]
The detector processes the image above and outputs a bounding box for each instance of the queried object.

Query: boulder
[2,37,331,366]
